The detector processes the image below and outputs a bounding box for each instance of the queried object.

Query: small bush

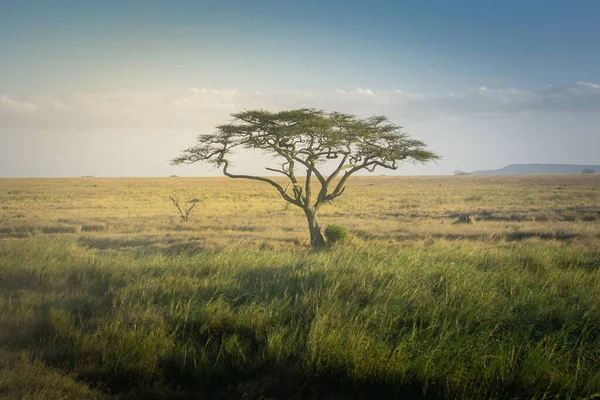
[169,196,200,221]
[453,214,476,224]
[81,224,106,232]
[325,224,348,245]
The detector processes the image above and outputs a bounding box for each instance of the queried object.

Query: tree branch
[292,155,327,186]
[323,159,396,203]
[265,167,291,178]
[222,161,302,207]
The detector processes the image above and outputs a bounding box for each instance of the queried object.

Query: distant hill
[470,164,600,175]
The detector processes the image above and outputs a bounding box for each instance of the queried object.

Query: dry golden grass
[1,174,599,251]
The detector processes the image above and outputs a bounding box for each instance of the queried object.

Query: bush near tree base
[325,224,348,245]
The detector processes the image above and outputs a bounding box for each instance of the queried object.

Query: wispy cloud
[1,82,599,129]
[0,95,37,114]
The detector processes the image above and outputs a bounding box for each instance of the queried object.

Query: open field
[1,174,600,399]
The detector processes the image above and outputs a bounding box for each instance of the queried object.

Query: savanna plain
[1,174,600,399]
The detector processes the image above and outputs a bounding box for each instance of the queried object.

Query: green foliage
[172,109,439,170]
[325,224,348,245]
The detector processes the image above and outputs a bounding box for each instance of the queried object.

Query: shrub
[169,196,200,221]
[582,168,595,175]
[325,224,348,245]
[453,214,476,224]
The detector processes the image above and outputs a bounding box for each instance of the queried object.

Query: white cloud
[0,95,37,114]
[1,82,599,129]
[356,88,376,96]
[29,95,68,111]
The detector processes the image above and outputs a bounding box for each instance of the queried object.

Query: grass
[1,174,600,399]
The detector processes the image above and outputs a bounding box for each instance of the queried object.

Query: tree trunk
[305,209,326,249]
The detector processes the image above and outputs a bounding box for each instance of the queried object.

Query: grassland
[1,174,600,399]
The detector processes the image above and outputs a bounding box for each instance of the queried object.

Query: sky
[1,0,599,177]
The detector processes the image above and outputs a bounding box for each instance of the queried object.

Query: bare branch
[169,196,200,221]
[265,167,291,177]
[222,161,302,207]
[292,155,327,186]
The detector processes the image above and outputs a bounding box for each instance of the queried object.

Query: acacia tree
[172,109,439,248]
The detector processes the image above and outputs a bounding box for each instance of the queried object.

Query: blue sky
[1,0,599,177]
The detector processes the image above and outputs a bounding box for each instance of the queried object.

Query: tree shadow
[77,235,209,257]
[444,206,600,223]
[78,236,162,251]
[504,231,580,241]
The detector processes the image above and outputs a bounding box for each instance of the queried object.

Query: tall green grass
[1,237,600,398]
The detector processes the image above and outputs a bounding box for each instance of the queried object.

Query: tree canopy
[172,108,439,247]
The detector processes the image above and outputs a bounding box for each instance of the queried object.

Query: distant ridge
[470,164,600,175]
